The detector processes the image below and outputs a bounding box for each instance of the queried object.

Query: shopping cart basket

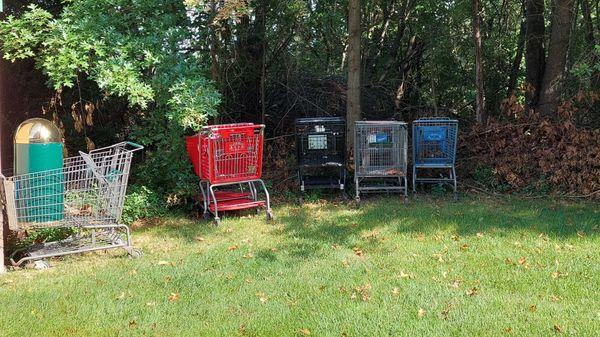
[0,142,143,267]
[412,118,458,196]
[354,121,408,203]
[295,117,346,196]
[186,123,273,225]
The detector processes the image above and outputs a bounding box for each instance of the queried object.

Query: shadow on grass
[275,195,598,258]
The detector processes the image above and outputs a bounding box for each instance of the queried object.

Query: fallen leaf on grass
[550,295,561,302]
[417,234,425,242]
[168,293,180,303]
[341,260,350,268]
[298,328,311,335]
[243,252,254,259]
[450,279,462,289]
[529,304,537,312]
[157,260,173,266]
[391,287,400,296]
[417,308,426,318]
[504,327,513,333]
[553,324,562,333]
[116,292,126,300]
[551,271,568,279]
[227,245,238,251]
[466,287,479,297]
[441,303,453,320]
[351,284,371,302]
[129,320,137,328]
[256,292,268,303]
[146,302,156,307]
[460,243,469,251]
[194,236,205,242]
[476,232,484,239]
[399,271,414,279]
[352,247,364,257]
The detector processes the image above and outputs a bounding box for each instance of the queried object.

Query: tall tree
[538,0,575,116]
[524,0,546,111]
[472,0,486,123]
[507,3,527,97]
[347,0,361,150]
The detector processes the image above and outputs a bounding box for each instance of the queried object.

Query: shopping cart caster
[32,260,51,270]
[452,192,459,201]
[213,218,221,226]
[266,210,275,222]
[127,248,143,259]
[403,195,409,204]
[202,212,212,220]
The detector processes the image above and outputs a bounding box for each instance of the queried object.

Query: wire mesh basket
[354,121,408,201]
[1,142,143,266]
[412,118,458,195]
[295,117,346,191]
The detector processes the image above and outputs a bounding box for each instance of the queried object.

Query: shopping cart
[354,121,408,203]
[0,142,143,267]
[186,123,272,225]
[295,117,346,198]
[412,118,458,196]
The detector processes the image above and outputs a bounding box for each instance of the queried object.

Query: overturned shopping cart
[412,117,458,197]
[354,121,408,203]
[295,117,346,197]
[186,123,273,225]
[1,142,144,267]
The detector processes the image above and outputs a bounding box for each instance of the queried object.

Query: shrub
[121,185,167,226]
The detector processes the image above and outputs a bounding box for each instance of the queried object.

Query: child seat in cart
[354,121,408,203]
[412,117,458,197]
[0,142,144,267]
[295,117,346,195]
[186,123,273,225]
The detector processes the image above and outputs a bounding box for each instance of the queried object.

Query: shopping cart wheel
[452,191,459,201]
[403,195,409,204]
[202,212,211,220]
[266,210,275,222]
[353,197,361,209]
[214,218,221,226]
[128,248,143,259]
[32,260,51,270]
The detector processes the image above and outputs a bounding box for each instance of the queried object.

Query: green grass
[1,196,599,336]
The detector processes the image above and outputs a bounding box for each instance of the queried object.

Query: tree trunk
[507,2,527,96]
[524,0,546,111]
[346,0,362,151]
[538,0,575,117]
[580,0,596,46]
[472,0,486,124]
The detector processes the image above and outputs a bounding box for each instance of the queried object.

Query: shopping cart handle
[126,141,145,151]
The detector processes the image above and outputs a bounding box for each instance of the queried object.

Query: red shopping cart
[186,123,273,225]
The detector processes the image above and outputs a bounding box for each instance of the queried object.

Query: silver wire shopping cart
[354,121,408,203]
[0,142,143,267]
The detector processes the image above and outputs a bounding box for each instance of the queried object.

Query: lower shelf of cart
[200,191,253,202]
[208,198,266,212]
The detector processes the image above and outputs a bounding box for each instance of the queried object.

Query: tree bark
[580,0,596,46]
[524,0,546,111]
[507,2,527,97]
[472,0,486,123]
[538,0,575,117]
[346,0,362,151]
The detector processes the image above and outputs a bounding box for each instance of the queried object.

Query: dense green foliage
[0,0,221,196]
[1,197,598,336]
[121,185,168,226]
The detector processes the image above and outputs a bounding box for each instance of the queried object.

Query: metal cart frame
[412,118,458,196]
[295,117,347,195]
[186,124,273,225]
[354,121,408,203]
[0,142,143,267]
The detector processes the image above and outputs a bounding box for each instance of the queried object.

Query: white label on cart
[308,134,327,150]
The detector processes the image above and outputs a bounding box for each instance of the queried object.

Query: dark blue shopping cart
[412,118,458,197]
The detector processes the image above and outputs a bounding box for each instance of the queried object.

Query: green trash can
[14,118,64,223]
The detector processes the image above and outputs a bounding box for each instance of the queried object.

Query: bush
[121,185,167,226]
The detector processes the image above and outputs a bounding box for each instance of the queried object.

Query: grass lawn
[0,196,599,336]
